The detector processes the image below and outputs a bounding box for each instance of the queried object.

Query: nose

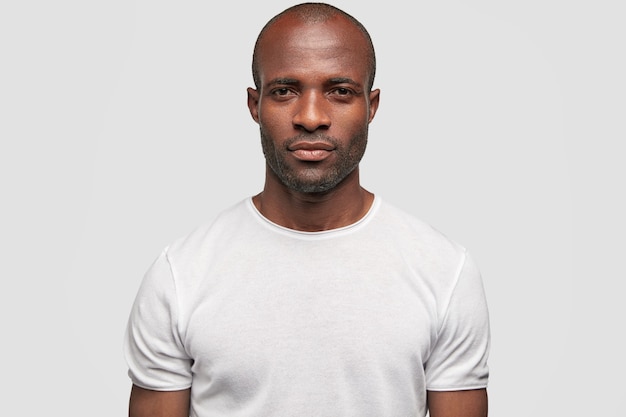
[292,90,331,132]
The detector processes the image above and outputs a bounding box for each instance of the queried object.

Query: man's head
[247,3,380,194]
[252,3,377,92]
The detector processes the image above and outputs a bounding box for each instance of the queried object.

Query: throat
[252,187,374,232]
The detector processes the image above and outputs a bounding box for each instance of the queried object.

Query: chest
[182,253,439,390]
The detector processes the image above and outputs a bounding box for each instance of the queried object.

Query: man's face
[247,15,380,194]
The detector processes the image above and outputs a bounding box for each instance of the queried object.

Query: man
[124,3,490,417]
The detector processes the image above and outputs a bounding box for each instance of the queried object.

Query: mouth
[288,141,335,162]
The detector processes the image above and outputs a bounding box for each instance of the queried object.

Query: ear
[367,88,380,123]
[247,87,260,123]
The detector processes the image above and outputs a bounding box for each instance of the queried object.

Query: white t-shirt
[124,196,490,417]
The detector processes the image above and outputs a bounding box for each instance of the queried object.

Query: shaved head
[252,2,376,91]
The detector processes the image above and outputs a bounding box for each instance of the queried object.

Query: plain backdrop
[1,0,624,415]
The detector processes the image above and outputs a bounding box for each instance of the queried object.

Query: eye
[329,87,357,100]
[334,88,351,96]
[271,88,294,97]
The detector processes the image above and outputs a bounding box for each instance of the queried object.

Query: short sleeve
[123,250,193,390]
[425,251,490,391]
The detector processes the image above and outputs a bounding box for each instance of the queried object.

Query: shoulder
[150,198,253,284]
[370,199,474,299]
[165,198,251,257]
[375,199,467,259]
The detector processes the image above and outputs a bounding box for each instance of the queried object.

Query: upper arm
[426,252,490,390]
[427,389,488,417]
[124,251,193,390]
[129,385,190,417]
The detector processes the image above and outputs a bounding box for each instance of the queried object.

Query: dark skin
[428,389,488,417]
[129,11,487,417]
[129,386,488,417]
[247,14,380,231]
[129,385,190,417]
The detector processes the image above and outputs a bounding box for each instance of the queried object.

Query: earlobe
[368,89,381,123]
[247,87,260,123]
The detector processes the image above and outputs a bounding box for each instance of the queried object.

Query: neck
[252,168,374,232]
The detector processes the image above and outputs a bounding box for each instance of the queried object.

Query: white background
[1,0,624,415]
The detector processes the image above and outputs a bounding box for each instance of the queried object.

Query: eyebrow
[327,77,360,87]
[266,77,361,88]
[266,78,299,87]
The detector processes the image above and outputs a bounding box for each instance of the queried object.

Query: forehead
[256,15,371,85]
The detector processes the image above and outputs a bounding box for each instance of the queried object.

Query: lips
[288,141,335,162]
[288,141,335,151]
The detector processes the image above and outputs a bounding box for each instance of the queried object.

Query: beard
[260,128,369,194]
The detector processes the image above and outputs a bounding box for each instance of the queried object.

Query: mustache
[284,133,339,147]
